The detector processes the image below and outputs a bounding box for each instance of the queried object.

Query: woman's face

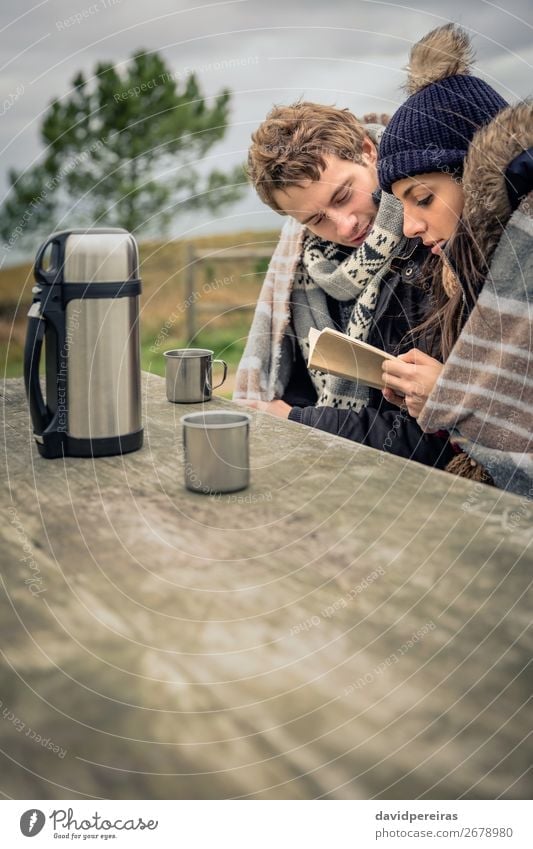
[392,172,465,255]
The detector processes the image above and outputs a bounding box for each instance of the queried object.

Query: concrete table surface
[1,373,531,800]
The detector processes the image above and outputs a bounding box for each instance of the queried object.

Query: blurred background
[1,0,531,395]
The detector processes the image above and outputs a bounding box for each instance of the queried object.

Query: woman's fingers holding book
[382,357,416,392]
[382,387,407,408]
[382,349,443,418]
[397,349,437,366]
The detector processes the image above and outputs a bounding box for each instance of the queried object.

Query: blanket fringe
[445,451,494,485]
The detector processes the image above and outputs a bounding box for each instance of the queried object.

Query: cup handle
[210,359,228,390]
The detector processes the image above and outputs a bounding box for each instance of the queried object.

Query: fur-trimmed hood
[460,101,533,262]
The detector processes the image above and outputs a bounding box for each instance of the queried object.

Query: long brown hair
[413,222,489,360]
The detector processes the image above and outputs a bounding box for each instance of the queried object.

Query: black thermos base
[36,429,143,459]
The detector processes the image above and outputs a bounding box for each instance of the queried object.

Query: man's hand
[234,399,292,419]
[382,349,443,419]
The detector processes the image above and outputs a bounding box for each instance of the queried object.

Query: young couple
[235,24,533,496]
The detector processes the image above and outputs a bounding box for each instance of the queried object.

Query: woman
[377,24,533,495]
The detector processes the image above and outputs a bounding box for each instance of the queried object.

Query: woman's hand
[234,399,292,419]
[382,349,443,419]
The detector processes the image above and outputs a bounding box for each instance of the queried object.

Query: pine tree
[1,50,244,242]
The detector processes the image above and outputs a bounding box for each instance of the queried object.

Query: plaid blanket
[418,195,533,497]
[233,216,303,401]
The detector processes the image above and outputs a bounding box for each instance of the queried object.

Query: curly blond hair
[247,102,381,212]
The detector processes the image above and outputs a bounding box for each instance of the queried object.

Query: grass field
[0,229,279,396]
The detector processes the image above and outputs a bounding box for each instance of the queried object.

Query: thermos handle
[24,303,49,435]
[34,234,61,285]
[210,359,228,391]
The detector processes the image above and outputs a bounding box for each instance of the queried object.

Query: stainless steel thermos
[24,228,143,458]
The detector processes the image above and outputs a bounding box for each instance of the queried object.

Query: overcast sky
[1,0,532,261]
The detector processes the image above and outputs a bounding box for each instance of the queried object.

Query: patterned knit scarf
[233,125,407,407]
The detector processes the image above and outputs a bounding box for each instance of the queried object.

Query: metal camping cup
[164,348,227,403]
[181,411,251,494]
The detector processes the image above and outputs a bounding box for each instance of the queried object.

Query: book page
[307,328,395,390]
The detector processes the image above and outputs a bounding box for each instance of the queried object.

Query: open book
[307,327,396,390]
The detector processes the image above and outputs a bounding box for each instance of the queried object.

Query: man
[234,102,454,468]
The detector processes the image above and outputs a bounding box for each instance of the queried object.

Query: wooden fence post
[185,242,196,343]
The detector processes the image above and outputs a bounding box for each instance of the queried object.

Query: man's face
[272,139,379,247]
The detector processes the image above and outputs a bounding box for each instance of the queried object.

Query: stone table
[1,374,531,800]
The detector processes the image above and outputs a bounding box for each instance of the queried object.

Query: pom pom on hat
[404,22,474,95]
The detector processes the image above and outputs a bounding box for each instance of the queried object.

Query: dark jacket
[284,242,456,470]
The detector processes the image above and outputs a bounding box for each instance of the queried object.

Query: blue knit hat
[378,25,508,193]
